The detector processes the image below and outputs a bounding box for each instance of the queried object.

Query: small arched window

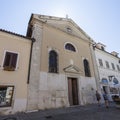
[83,59,91,77]
[65,43,76,52]
[49,50,58,73]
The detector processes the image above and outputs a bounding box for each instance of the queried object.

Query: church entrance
[68,77,79,106]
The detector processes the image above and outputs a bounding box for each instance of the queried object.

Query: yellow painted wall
[0,31,31,113]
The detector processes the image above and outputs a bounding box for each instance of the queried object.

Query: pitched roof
[0,29,35,42]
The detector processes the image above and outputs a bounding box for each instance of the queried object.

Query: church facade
[26,14,97,111]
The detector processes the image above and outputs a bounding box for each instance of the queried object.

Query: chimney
[95,42,106,51]
[111,51,119,57]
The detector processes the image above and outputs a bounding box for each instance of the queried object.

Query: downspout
[27,38,35,84]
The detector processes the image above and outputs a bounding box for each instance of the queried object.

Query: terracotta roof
[0,29,35,41]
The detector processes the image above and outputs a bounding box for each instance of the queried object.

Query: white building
[94,43,120,101]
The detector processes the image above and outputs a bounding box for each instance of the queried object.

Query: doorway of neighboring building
[103,86,109,94]
[68,77,79,106]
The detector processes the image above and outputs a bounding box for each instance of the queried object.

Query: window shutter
[11,53,18,68]
[3,52,18,71]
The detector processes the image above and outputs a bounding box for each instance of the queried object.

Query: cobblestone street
[0,103,120,120]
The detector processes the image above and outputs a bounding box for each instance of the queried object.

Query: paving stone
[0,103,120,120]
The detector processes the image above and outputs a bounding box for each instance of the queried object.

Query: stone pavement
[0,102,120,120]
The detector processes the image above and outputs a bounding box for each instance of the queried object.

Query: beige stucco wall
[41,24,94,76]
[0,31,31,114]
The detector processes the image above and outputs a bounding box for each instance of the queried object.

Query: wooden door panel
[68,78,79,106]
[72,79,79,105]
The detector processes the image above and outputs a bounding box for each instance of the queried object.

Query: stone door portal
[68,77,79,106]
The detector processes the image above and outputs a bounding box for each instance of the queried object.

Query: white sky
[0,0,120,54]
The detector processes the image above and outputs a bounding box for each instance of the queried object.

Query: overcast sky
[1,0,120,54]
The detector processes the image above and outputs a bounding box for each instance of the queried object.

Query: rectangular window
[98,59,103,67]
[105,61,110,68]
[0,86,14,107]
[3,51,18,71]
[111,63,115,70]
[117,65,120,71]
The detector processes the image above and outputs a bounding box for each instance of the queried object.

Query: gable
[31,14,94,43]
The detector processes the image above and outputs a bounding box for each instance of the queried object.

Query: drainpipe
[27,38,36,84]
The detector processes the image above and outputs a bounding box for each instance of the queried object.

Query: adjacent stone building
[0,29,34,114]
[26,14,97,111]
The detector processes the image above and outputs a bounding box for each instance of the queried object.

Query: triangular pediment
[31,14,94,43]
[63,65,82,74]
